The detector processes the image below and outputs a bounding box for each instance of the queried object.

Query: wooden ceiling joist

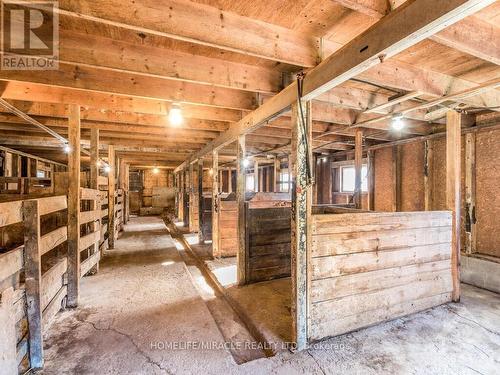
[175,0,494,171]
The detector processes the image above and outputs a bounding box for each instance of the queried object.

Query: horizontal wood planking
[40,227,68,256]
[312,259,451,303]
[79,231,100,251]
[312,226,452,257]
[309,211,453,341]
[40,258,67,311]
[218,201,238,257]
[0,246,24,284]
[42,285,67,332]
[246,206,291,283]
[37,196,67,216]
[0,200,23,227]
[80,188,101,201]
[80,251,101,277]
[79,210,101,225]
[310,293,452,340]
[311,243,451,279]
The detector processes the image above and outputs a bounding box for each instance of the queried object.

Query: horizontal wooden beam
[176,0,492,171]
[0,61,257,110]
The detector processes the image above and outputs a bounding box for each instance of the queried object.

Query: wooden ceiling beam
[59,30,283,94]
[0,62,257,111]
[332,0,500,64]
[57,0,336,67]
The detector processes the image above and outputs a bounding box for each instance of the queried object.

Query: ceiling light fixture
[104,164,111,174]
[243,158,250,168]
[391,113,405,131]
[63,143,71,153]
[153,167,160,174]
[168,103,183,127]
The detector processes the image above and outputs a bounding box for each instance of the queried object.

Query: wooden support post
[290,100,312,351]
[188,162,195,232]
[236,135,246,285]
[354,129,363,209]
[446,111,461,302]
[67,104,81,307]
[392,145,402,212]
[274,157,280,192]
[254,160,259,192]
[90,128,100,273]
[124,163,130,223]
[465,133,477,254]
[198,158,204,243]
[212,151,220,257]
[108,145,116,249]
[179,170,184,222]
[367,150,375,211]
[22,200,43,369]
[228,168,233,193]
[424,140,433,211]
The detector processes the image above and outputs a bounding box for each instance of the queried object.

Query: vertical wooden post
[392,145,402,212]
[198,158,204,243]
[188,162,195,232]
[23,200,43,368]
[465,133,476,254]
[227,168,232,193]
[274,157,280,192]
[367,150,375,211]
[424,140,433,211]
[124,163,130,223]
[178,170,184,223]
[446,111,461,302]
[290,100,312,351]
[108,145,116,249]
[236,135,246,285]
[67,104,81,307]
[212,151,220,257]
[254,160,259,192]
[89,128,100,273]
[354,129,363,209]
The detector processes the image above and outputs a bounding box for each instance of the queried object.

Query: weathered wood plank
[79,231,101,252]
[80,187,100,201]
[312,243,451,279]
[79,209,101,225]
[37,195,67,216]
[0,287,16,374]
[312,226,452,257]
[310,293,452,340]
[41,258,67,311]
[40,226,68,256]
[236,134,246,285]
[80,251,101,277]
[0,200,23,227]
[0,246,23,284]
[41,285,67,332]
[311,261,451,303]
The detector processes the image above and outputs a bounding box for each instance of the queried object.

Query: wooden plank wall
[308,211,453,341]
[245,203,291,283]
[217,199,237,257]
[201,196,212,242]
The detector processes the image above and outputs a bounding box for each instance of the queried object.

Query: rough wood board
[475,129,500,257]
[374,148,394,212]
[401,142,425,211]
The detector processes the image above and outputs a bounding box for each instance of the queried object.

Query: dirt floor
[41,216,500,374]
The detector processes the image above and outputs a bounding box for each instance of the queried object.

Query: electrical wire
[296,72,313,187]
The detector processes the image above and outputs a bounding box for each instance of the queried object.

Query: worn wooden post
[424,140,433,211]
[447,111,461,302]
[254,160,259,192]
[290,100,312,351]
[125,163,130,223]
[108,145,116,249]
[198,158,204,243]
[392,145,402,212]
[67,104,81,308]
[178,169,184,223]
[273,157,280,192]
[188,162,195,232]
[464,133,476,254]
[228,168,233,193]
[367,150,375,211]
[90,128,100,273]
[354,129,363,209]
[212,150,220,257]
[22,199,43,369]
[236,135,246,285]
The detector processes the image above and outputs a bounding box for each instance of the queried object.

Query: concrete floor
[42,217,500,374]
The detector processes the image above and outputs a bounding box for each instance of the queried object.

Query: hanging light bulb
[168,103,183,127]
[104,164,111,174]
[63,143,71,153]
[243,158,250,168]
[391,113,405,131]
[153,167,160,174]
[208,168,214,176]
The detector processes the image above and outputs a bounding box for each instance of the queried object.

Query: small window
[279,171,289,192]
[36,170,46,178]
[246,174,255,191]
[341,165,368,193]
